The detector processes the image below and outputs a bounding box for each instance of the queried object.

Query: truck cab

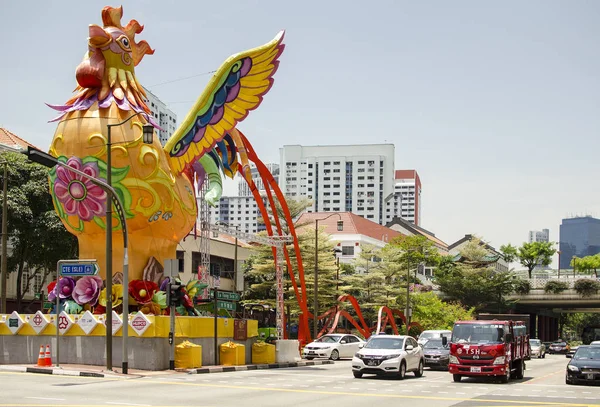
[449,320,529,383]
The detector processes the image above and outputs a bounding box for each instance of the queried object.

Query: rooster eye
[116,35,132,51]
[121,38,130,47]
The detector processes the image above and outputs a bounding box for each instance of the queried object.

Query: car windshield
[420,332,437,339]
[452,323,505,344]
[552,342,567,346]
[424,339,447,349]
[364,337,405,349]
[315,335,341,343]
[530,339,541,346]
[574,347,600,360]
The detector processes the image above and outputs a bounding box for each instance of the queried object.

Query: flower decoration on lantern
[129,280,159,304]
[99,284,123,308]
[73,275,103,305]
[139,302,161,315]
[48,277,76,301]
[52,157,107,221]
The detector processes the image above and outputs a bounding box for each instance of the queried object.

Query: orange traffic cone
[44,345,52,367]
[36,345,46,367]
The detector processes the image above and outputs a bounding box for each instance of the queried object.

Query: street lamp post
[1,160,7,314]
[105,116,154,372]
[313,214,343,340]
[557,250,561,279]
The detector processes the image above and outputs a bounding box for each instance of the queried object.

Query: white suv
[352,335,424,379]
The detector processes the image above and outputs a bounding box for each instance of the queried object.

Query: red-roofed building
[296,212,404,263]
[0,128,38,151]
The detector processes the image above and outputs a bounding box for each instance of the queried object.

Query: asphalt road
[1,354,599,407]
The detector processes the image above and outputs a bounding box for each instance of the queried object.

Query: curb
[0,365,106,377]
[189,360,334,374]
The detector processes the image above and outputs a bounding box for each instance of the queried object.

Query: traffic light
[168,281,182,307]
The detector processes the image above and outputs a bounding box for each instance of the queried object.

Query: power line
[146,70,217,88]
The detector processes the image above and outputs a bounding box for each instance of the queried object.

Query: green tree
[500,244,518,265]
[0,152,78,311]
[434,238,517,311]
[411,291,475,331]
[571,254,600,277]
[517,241,556,278]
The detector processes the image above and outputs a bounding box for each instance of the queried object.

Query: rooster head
[75,6,154,97]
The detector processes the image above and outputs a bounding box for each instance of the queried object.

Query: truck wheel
[453,374,462,382]
[515,361,524,380]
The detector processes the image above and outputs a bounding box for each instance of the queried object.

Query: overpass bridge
[433,275,600,342]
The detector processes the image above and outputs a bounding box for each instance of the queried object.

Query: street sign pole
[214,288,218,365]
[165,259,177,370]
[55,262,60,368]
[55,259,98,369]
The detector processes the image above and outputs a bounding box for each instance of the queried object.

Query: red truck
[448,317,529,383]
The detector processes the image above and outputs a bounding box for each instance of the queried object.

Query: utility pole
[1,161,7,314]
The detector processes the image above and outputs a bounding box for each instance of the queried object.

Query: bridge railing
[521,275,598,289]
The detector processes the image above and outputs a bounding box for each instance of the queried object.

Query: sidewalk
[0,360,334,378]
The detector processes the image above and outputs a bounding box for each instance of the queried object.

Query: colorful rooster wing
[46,6,288,286]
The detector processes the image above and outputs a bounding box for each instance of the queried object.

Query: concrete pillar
[529,313,537,338]
[537,315,545,341]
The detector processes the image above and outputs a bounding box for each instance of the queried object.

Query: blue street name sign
[59,263,99,277]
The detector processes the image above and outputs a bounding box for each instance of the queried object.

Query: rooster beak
[88,24,111,48]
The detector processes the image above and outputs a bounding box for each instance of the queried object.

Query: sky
[1,0,599,266]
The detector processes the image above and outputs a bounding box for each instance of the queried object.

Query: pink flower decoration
[53,157,107,221]
[73,275,103,305]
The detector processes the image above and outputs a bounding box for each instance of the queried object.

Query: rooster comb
[101,5,154,66]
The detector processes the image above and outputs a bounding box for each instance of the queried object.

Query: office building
[142,87,177,146]
[279,144,395,225]
[389,170,422,226]
[528,229,550,243]
[559,216,600,269]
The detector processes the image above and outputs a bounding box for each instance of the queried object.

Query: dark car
[422,338,449,369]
[566,345,600,385]
[548,341,570,354]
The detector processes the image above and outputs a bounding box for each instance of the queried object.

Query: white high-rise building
[143,87,177,146]
[279,144,395,225]
[210,196,260,233]
[388,170,422,226]
[528,229,550,243]
[238,163,280,196]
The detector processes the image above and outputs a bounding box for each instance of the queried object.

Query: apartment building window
[333,207,340,211]
[358,168,365,173]
[324,192,330,196]
[333,169,340,173]
[367,184,374,187]
[333,192,340,195]
[324,185,330,188]
[324,177,330,181]
[333,177,340,181]
[333,200,340,203]
[324,161,331,165]
[368,160,374,166]
[358,161,365,164]
[358,184,364,187]
[358,176,364,180]
[308,164,313,169]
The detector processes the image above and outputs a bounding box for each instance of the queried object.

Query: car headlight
[381,354,402,360]
[319,346,330,349]
[439,354,449,359]
[493,356,506,365]
[567,365,580,372]
[449,355,459,364]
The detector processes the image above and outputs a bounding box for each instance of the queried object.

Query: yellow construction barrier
[252,342,276,364]
[175,341,202,369]
[220,341,245,366]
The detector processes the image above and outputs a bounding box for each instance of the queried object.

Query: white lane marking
[333,386,344,389]
[438,392,448,394]
[350,388,359,390]
[316,385,325,388]
[105,403,151,407]
[26,398,66,401]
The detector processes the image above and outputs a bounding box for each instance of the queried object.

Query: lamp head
[142,123,154,144]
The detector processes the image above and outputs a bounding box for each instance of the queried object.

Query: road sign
[217,300,236,311]
[59,262,98,276]
[209,291,240,301]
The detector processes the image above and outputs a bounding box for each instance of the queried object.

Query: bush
[574,279,600,297]
[514,279,531,295]
[544,280,569,294]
